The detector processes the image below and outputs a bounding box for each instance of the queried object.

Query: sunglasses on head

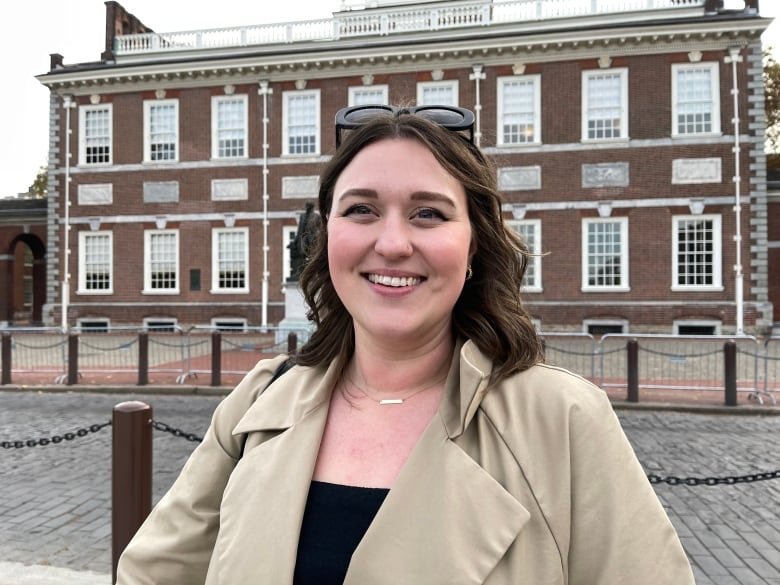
[335,104,475,147]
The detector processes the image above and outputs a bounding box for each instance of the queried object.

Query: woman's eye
[344,204,373,216]
[415,207,446,220]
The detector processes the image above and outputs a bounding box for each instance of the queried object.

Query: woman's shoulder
[480,362,613,427]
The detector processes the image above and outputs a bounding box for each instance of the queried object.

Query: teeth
[368,274,421,287]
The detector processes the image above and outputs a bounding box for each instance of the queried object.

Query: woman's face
[327,138,474,349]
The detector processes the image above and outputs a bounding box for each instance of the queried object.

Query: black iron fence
[0,328,778,405]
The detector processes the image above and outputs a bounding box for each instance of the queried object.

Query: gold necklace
[343,372,446,405]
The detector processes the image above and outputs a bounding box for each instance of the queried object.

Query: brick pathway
[0,388,778,584]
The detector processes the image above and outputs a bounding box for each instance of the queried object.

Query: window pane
[586,73,622,139]
[217,231,246,289]
[84,234,111,290]
[420,85,455,106]
[676,68,713,134]
[502,80,536,144]
[586,221,622,286]
[149,103,177,161]
[149,232,178,290]
[84,108,111,164]
[515,222,537,288]
[352,88,387,105]
[676,219,715,285]
[287,95,317,154]
[217,98,245,158]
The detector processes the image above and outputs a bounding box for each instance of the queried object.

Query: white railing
[114,0,707,56]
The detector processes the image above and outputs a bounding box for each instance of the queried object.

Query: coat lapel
[212,361,338,585]
[345,341,531,584]
[345,415,530,584]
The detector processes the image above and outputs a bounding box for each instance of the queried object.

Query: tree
[26,166,47,199]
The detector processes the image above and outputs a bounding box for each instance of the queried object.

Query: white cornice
[37,18,770,95]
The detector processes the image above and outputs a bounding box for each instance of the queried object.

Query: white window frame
[671,62,721,137]
[143,229,180,294]
[671,214,723,291]
[348,85,389,106]
[77,231,113,294]
[143,318,178,332]
[283,90,321,156]
[417,80,459,106]
[79,104,112,166]
[211,95,248,159]
[581,68,628,142]
[143,99,179,163]
[508,219,542,292]
[76,319,110,332]
[673,319,722,336]
[210,318,248,331]
[581,217,630,292]
[497,75,541,146]
[211,227,249,293]
[583,319,629,336]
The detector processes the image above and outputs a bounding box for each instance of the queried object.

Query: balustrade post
[112,401,152,582]
[627,338,639,403]
[724,340,738,406]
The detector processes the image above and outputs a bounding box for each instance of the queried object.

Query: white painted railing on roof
[114,0,707,55]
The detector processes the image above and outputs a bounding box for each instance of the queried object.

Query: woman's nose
[374,216,413,258]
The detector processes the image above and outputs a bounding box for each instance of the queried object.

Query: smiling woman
[115,106,696,585]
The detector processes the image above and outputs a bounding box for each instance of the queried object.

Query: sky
[2,0,779,198]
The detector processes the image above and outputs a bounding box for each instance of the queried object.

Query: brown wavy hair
[295,110,543,383]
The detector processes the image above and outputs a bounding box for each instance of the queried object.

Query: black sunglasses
[335,104,475,147]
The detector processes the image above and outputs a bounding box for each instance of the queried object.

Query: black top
[293,480,389,585]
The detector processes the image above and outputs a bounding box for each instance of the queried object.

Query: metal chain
[1,421,111,449]
[151,420,203,443]
[1,420,777,488]
[648,469,780,486]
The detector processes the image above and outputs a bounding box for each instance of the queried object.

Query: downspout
[259,81,273,328]
[470,64,485,147]
[725,47,744,335]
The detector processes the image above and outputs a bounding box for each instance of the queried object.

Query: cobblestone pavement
[0,389,778,584]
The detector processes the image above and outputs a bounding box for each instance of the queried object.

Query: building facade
[35,0,775,335]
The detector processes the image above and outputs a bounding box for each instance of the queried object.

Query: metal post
[287,331,298,355]
[724,340,738,406]
[138,332,149,386]
[67,333,78,385]
[112,401,152,582]
[211,331,222,387]
[1,333,11,385]
[627,338,639,403]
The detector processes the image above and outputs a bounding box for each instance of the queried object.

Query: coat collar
[220,341,528,584]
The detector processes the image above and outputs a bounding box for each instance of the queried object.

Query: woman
[116,106,695,584]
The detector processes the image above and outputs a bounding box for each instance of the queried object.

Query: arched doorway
[6,234,46,325]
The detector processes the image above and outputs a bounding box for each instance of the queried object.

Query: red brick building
[35,0,776,335]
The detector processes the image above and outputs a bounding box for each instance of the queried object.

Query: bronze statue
[288,202,321,282]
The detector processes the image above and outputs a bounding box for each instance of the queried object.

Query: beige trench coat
[116,340,695,584]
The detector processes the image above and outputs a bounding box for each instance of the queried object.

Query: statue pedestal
[276,280,312,345]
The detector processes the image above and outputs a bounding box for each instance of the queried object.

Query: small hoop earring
[465,265,473,281]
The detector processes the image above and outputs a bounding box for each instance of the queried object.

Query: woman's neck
[347,329,455,399]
